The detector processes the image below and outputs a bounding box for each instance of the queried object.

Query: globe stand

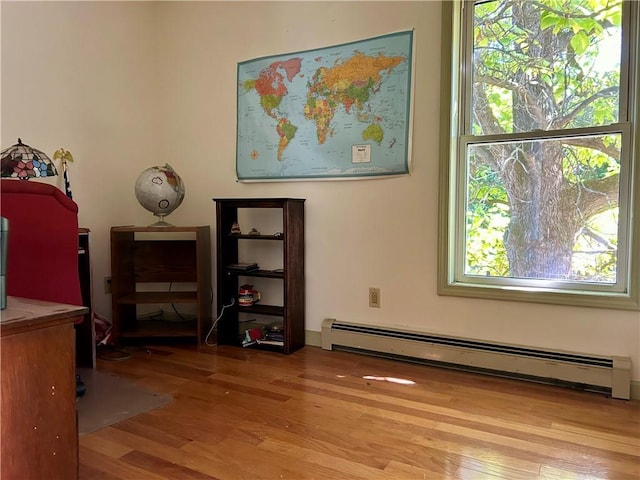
[149,214,173,227]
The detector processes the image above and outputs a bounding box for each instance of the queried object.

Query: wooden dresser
[1,296,87,480]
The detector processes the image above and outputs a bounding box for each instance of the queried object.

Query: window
[438,0,640,310]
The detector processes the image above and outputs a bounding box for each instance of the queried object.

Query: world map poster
[236,30,414,181]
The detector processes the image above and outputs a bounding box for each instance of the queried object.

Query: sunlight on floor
[362,375,416,385]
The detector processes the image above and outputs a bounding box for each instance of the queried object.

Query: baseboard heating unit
[321,319,631,399]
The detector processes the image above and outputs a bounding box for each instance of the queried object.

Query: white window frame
[438,0,640,310]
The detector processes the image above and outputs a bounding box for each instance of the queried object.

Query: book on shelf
[256,338,284,347]
[264,332,284,342]
[227,262,259,272]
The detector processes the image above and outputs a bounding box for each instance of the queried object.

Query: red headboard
[0,179,82,307]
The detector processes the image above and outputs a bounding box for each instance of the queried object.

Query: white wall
[1,0,162,315]
[3,1,639,381]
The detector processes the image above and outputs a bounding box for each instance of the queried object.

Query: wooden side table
[110,225,211,347]
[1,296,87,480]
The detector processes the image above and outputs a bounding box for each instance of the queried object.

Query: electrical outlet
[104,276,112,294]
[369,287,380,308]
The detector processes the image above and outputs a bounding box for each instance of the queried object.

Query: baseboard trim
[631,380,640,400]
[305,329,322,348]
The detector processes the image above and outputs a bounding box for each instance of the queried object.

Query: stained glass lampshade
[1,138,58,179]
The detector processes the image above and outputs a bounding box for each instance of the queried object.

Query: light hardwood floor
[79,344,640,480]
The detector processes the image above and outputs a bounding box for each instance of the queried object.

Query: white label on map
[352,144,371,163]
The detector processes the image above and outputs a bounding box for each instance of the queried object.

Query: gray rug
[76,368,172,435]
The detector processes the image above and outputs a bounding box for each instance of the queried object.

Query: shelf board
[111,225,208,233]
[251,342,284,352]
[236,304,284,316]
[213,198,305,209]
[226,269,284,279]
[116,292,198,304]
[119,319,197,338]
[228,234,283,240]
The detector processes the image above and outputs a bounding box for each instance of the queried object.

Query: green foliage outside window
[440,0,639,309]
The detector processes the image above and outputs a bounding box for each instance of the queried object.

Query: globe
[134,164,185,226]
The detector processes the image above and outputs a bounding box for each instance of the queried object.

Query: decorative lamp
[1,138,58,179]
[134,164,185,227]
